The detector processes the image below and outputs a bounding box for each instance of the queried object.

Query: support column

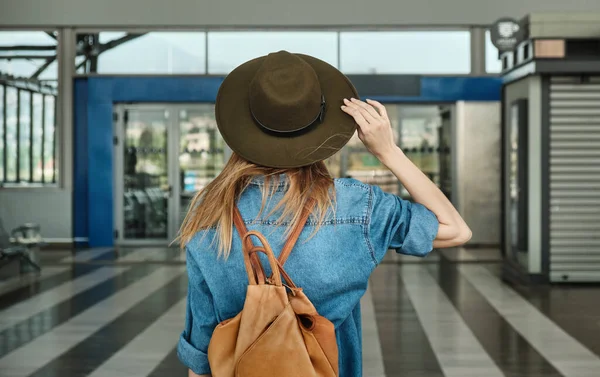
[470,27,487,75]
[56,28,76,190]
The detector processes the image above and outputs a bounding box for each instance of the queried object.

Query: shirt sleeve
[368,184,439,263]
[177,246,217,375]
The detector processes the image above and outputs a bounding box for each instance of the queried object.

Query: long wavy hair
[176,153,335,258]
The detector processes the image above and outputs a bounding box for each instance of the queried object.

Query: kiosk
[500,13,600,283]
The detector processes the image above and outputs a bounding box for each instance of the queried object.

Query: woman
[177,51,471,377]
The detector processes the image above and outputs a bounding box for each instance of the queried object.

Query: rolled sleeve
[368,185,439,263]
[177,246,217,375]
[177,333,210,375]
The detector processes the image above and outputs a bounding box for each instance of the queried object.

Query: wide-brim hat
[215,50,359,168]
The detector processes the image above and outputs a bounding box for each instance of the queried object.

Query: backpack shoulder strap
[277,199,315,267]
[233,200,315,283]
[232,208,298,289]
[232,206,266,284]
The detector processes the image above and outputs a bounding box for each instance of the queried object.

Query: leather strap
[232,199,315,285]
[277,199,315,267]
[250,247,298,289]
[242,231,283,287]
[232,207,265,285]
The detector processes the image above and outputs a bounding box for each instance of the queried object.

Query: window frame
[0,82,57,186]
[71,27,475,77]
[0,29,59,188]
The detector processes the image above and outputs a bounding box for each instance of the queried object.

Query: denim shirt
[177,177,439,377]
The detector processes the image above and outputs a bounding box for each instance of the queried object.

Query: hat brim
[215,54,359,168]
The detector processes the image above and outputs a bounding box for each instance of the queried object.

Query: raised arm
[341,98,471,248]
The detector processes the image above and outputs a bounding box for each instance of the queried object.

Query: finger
[351,98,382,120]
[341,103,368,126]
[366,99,388,118]
[358,106,378,124]
[341,104,370,131]
[343,99,376,124]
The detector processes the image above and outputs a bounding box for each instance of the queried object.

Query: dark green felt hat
[215,50,358,168]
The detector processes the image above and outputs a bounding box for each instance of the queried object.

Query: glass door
[114,104,228,246]
[175,105,227,230]
[114,106,174,244]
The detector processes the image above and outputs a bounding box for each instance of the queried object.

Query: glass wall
[340,31,471,74]
[208,31,338,74]
[485,30,502,73]
[75,30,473,75]
[0,31,58,84]
[342,105,444,198]
[0,31,58,185]
[76,32,207,74]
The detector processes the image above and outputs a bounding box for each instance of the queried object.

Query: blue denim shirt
[178,177,439,377]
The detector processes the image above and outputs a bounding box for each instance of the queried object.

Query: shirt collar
[249,174,288,187]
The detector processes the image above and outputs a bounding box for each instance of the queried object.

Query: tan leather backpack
[207,203,339,377]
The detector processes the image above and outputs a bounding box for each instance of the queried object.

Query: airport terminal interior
[1,1,600,376]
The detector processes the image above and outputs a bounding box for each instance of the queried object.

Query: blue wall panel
[73,75,500,247]
[87,101,114,247]
[369,77,502,102]
[73,79,88,245]
[420,76,502,101]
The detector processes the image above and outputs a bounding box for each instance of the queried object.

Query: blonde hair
[176,153,335,258]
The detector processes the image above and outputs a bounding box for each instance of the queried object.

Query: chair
[0,219,42,274]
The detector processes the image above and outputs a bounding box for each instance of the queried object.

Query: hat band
[251,94,326,134]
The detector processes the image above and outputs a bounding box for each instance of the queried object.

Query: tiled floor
[1,248,599,377]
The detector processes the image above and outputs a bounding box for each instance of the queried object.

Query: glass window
[340,31,471,74]
[75,56,87,74]
[32,93,43,182]
[19,90,31,182]
[0,30,59,186]
[486,30,502,73]
[99,32,128,44]
[37,60,58,81]
[5,87,17,182]
[178,105,226,226]
[76,32,207,74]
[0,85,57,185]
[0,31,58,81]
[399,113,441,186]
[207,31,338,74]
[344,105,401,194]
[179,106,226,189]
[43,95,56,183]
[343,105,443,197]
